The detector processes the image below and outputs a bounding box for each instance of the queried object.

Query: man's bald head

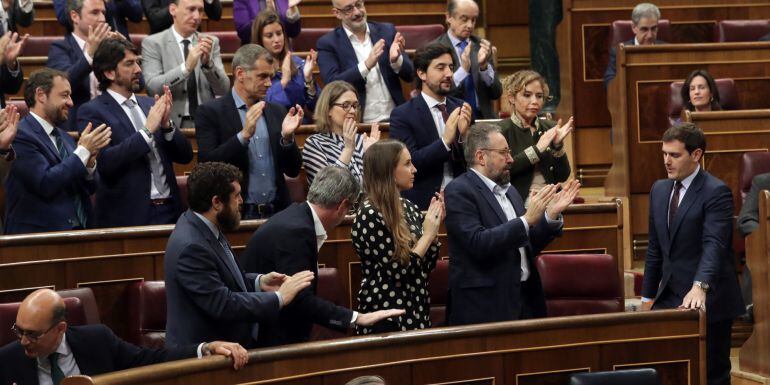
[15,289,67,358]
[446,0,479,40]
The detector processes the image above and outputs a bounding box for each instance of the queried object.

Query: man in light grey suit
[429,0,501,119]
[141,0,228,128]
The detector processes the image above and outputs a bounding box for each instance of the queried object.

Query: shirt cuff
[480,65,495,86]
[544,210,563,225]
[350,311,358,326]
[280,135,295,147]
[275,292,284,308]
[18,0,34,12]
[140,129,154,144]
[196,342,205,358]
[163,127,176,141]
[237,131,248,146]
[85,52,93,65]
[254,274,263,292]
[390,55,403,73]
[440,138,451,151]
[285,7,300,21]
[180,63,189,77]
[73,146,91,167]
[453,67,469,87]
[357,61,371,79]
[520,217,529,235]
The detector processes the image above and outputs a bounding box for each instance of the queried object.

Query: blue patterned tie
[457,40,478,117]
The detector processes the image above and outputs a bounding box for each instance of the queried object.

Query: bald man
[0,289,249,385]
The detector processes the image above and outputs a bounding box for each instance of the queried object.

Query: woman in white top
[302,81,380,186]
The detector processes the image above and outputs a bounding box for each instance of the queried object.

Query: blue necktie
[457,40,478,117]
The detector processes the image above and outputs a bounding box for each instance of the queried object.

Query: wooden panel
[488,26,530,58]
[60,310,704,385]
[574,127,613,165]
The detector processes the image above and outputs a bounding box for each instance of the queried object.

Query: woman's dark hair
[250,10,297,77]
[681,69,722,112]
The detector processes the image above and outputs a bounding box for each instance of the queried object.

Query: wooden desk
[63,309,704,385]
[0,201,622,340]
[604,42,770,261]
[556,0,770,187]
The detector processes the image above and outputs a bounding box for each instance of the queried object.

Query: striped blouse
[302,132,365,186]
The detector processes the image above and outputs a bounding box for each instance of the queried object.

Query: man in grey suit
[141,0,228,128]
[430,0,501,119]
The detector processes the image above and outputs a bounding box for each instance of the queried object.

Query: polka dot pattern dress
[352,198,440,335]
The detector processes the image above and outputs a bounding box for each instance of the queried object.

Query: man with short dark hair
[164,161,315,348]
[5,68,111,234]
[603,2,664,88]
[389,43,472,209]
[241,166,404,346]
[196,44,303,219]
[0,289,249,385]
[77,38,193,227]
[430,0,501,119]
[141,0,229,128]
[444,123,579,325]
[641,123,744,385]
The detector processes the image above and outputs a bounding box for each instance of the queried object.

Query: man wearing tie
[389,43,472,209]
[47,0,119,131]
[641,123,744,385]
[77,37,193,227]
[141,0,229,129]
[430,0,501,119]
[5,68,111,234]
[53,0,143,39]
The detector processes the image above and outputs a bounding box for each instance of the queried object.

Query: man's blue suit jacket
[642,169,745,323]
[76,93,193,228]
[164,210,280,348]
[389,94,468,209]
[47,34,93,132]
[444,170,562,326]
[316,21,414,118]
[0,324,196,385]
[4,114,96,234]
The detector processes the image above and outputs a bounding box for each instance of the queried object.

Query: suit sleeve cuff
[196,342,205,358]
[350,311,358,326]
[480,65,495,86]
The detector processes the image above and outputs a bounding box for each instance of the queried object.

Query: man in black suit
[164,162,315,348]
[430,0,501,119]
[444,123,579,325]
[641,123,744,385]
[0,31,27,109]
[141,0,221,34]
[241,166,404,346]
[603,2,664,88]
[389,43,472,209]
[196,44,302,219]
[0,289,249,385]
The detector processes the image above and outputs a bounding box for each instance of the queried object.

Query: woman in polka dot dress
[352,139,445,335]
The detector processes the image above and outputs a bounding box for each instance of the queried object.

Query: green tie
[48,352,65,385]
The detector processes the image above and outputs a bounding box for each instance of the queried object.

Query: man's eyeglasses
[334,0,364,15]
[333,101,360,112]
[12,322,59,342]
[481,148,512,157]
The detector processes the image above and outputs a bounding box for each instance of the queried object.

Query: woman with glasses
[303,81,380,186]
[352,139,444,335]
[234,0,301,44]
[499,70,573,201]
[251,10,319,122]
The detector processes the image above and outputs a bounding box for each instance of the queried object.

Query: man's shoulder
[145,28,171,44]
[445,171,475,194]
[391,96,420,115]
[317,26,344,45]
[0,339,23,358]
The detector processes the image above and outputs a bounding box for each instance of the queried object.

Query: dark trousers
[519,279,538,320]
[148,200,179,225]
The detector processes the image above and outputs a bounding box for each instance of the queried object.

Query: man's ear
[691,148,704,163]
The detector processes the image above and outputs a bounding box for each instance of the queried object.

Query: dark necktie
[182,39,199,117]
[668,181,683,229]
[457,40,478,117]
[51,130,88,228]
[49,352,65,385]
[218,233,246,290]
[435,103,449,123]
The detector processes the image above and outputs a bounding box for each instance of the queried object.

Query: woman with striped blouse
[302,81,380,186]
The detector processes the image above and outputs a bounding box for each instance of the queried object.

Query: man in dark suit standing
[444,123,579,326]
[0,0,34,34]
[196,44,302,219]
[47,0,121,131]
[603,2,663,88]
[142,0,221,35]
[5,68,111,234]
[430,0,501,119]
[53,0,143,39]
[164,162,314,348]
[77,38,193,227]
[0,31,27,109]
[389,43,472,209]
[241,166,404,346]
[316,0,413,123]
[641,123,744,385]
[0,289,249,385]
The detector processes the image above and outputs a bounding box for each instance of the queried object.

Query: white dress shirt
[343,24,402,123]
[28,111,95,177]
[70,33,100,100]
[420,91,454,188]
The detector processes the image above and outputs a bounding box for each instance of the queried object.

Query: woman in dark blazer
[498,70,573,200]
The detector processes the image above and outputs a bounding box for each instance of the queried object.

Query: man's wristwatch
[694,281,710,292]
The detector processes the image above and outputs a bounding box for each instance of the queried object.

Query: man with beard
[316,0,413,123]
[241,166,404,346]
[164,161,315,348]
[389,43,472,209]
[77,37,194,227]
[4,68,111,234]
[195,44,302,219]
[444,123,579,325]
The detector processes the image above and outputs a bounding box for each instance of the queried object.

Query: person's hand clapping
[523,184,557,226]
[546,179,580,219]
[362,122,380,152]
[389,32,405,64]
[460,41,472,72]
[553,117,574,146]
[422,194,445,240]
[78,123,112,155]
[535,127,557,153]
[241,101,266,141]
[303,49,317,83]
[281,104,304,140]
[365,39,385,70]
[477,39,492,70]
